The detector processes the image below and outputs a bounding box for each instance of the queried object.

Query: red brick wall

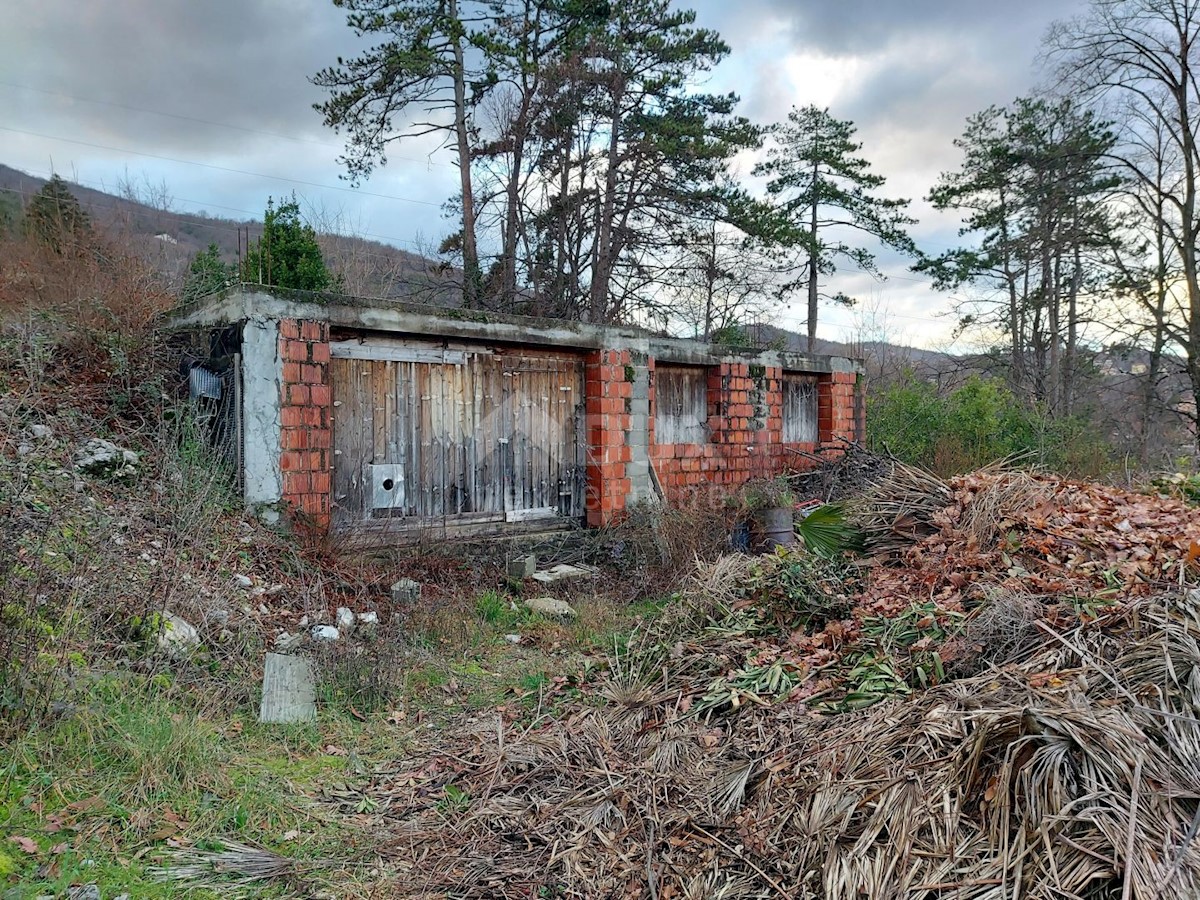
[818,372,858,457]
[649,363,858,504]
[287,332,859,531]
[584,349,632,526]
[278,318,332,528]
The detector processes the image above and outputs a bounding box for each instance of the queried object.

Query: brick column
[584,349,632,526]
[751,365,785,477]
[278,318,332,529]
[818,371,859,453]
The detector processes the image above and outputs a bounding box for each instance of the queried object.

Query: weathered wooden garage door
[330,339,585,537]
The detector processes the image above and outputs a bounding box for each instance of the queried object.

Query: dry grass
[956,467,1054,547]
[151,840,304,888]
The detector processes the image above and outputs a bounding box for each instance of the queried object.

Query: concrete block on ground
[507,554,537,578]
[391,578,421,604]
[259,653,316,724]
[531,563,594,584]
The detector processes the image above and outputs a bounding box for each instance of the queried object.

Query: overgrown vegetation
[867,372,1116,476]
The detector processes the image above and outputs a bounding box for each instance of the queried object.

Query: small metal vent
[370,464,406,511]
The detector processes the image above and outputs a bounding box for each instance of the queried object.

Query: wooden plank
[451,360,465,515]
[407,362,418,516]
[783,375,819,443]
[520,357,531,512]
[330,356,352,526]
[467,354,480,513]
[572,358,585,516]
[372,359,387,463]
[503,360,516,513]
[506,506,557,523]
[334,357,371,524]
[655,365,707,444]
[391,361,409,514]
[331,341,468,364]
[418,364,433,519]
[435,361,447,519]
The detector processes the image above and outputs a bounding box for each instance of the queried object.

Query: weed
[436,783,471,818]
[475,590,522,629]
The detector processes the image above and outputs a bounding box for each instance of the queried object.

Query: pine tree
[240,197,338,293]
[753,106,916,352]
[23,174,91,252]
[182,243,236,301]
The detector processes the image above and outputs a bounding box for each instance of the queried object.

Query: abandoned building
[168,287,864,544]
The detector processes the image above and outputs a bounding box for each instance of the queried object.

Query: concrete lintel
[166,287,862,375]
[647,337,860,375]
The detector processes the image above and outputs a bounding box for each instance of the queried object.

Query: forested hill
[0,164,450,302]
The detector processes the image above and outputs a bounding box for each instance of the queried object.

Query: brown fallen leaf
[9,836,39,854]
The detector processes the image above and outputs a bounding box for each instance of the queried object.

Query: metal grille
[190,355,243,493]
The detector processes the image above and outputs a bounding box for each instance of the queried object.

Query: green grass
[0,586,673,897]
[0,675,395,898]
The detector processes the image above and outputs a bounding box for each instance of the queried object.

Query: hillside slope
[0,164,453,302]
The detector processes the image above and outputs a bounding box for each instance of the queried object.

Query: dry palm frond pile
[344,464,1200,898]
[359,589,1200,899]
[848,460,955,556]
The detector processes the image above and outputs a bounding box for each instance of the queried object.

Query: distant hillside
[0,164,455,303]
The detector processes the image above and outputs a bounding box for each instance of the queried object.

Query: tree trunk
[449,0,481,308]
[1063,244,1080,417]
[1176,68,1200,451]
[998,185,1025,396]
[590,82,622,323]
[806,159,819,353]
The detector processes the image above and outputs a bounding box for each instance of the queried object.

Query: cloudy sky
[4,0,1086,348]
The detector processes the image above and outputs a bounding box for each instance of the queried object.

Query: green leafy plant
[437,783,471,817]
[693,660,801,717]
[795,503,861,557]
[1152,472,1200,505]
[740,476,797,511]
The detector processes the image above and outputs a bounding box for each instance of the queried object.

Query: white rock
[74,438,139,478]
[336,607,356,632]
[156,612,201,658]
[356,611,379,626]
[524,596,577,618]
[504,633,522,644]
[29,423,52,440]
[266,583,285,595]
[233,574,253,589]
[311,625,340,642]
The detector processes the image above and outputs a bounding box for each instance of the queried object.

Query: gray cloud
[2,0,1095,345]
[6,0,355,152]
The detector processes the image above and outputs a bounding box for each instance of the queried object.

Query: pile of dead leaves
[855,467,1200,618]
[328,464,1200,897]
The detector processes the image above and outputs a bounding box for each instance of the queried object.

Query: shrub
[868,373,1115,477]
